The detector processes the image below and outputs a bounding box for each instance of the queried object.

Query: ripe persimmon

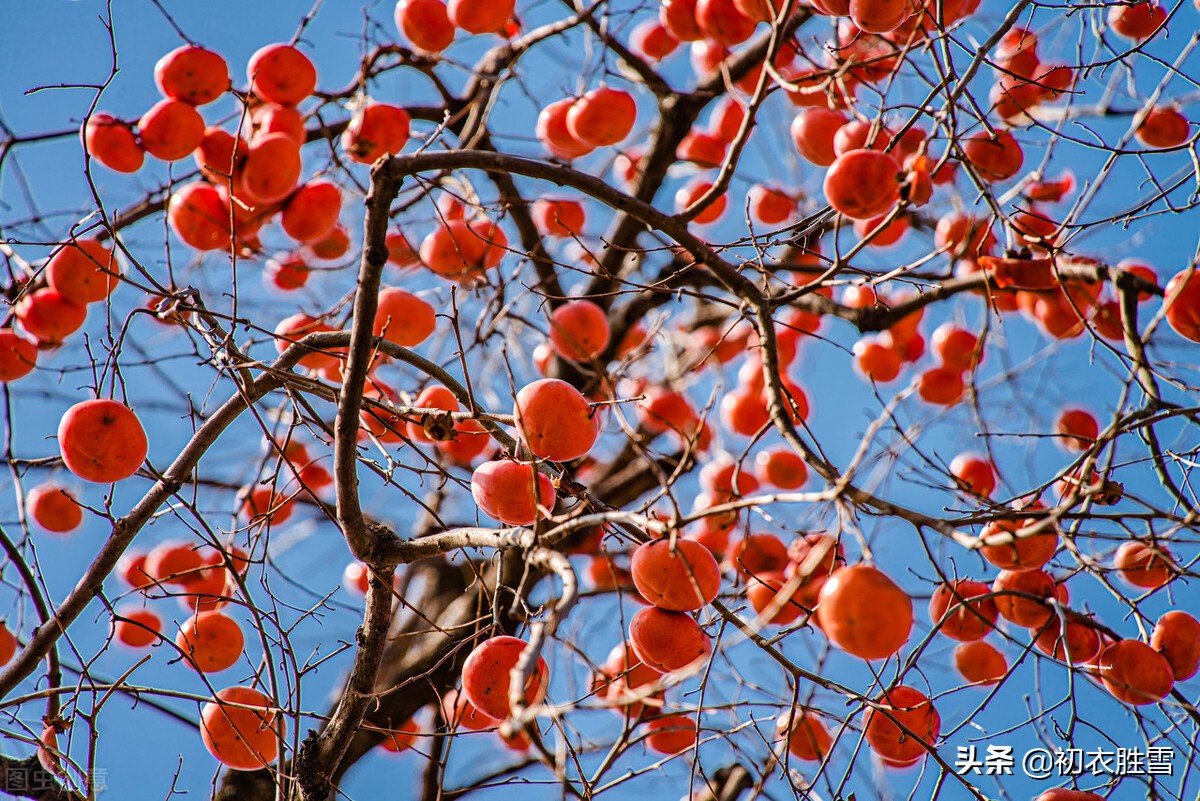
[531,199,586,238]
[118,551,155,591]
[850,0,913,34]
[917,366,964,406]
[145,541,206,586]
[178,563,231,613]
[255,103,305,145]
[980,519,1057,572]
[1137,107,1190,149]
[1034,615,1101,664]
[1150,610,1200,681]
[168,182,231,251]
[818,564,913,659]
[15,288,87,343]
[1113,541,1174,588]
[1097,639,1174,705]
[470,460,555,525]
[955,641,1007,685]
[114,607,161,648]
[630,19,679,62]
[281,180,340,242]
[566,88,637,147]
[373,287,436,347]
[513,378,599,462]
[779,710,831,761]
[755,448,808,489]
[1055,407,1098,451]
[746,572,805,625]
[240,133,301,204]
[964,130,1024,182]
[386,231,420,267]
[419,218,505,280]
[460,635,550,719]
[176,611,244,673]
[155,45,230,105]
[26,484,82,534]
[694,0,756,46]
[0,330,38,382]
[645,714,697,754]
[992,569,1055,627]
[628,606,712,672]
[240,486,293,526]
[602,649,665,718]
[928,579,997,641]
[57,399,148,483]
[536,98,594,160]
[138,98,205,162]
[824,149,900,220]
[1164,268,1200,342]
[448,0,514,34]
[699,456,759,500]
[725,533,789,579]
[630,538,721,612]
[193,127,245,185]
[406,385,459,444]
[378,718,420,752]
[1108,2,1165,40]
[935,213,994,259]
[395,0,456,53]
[84,114,144,173]
[931,324,981,372]
[45,239,120,304]
[661,0,703,41]
[748,185,794,225]
[273,314,339,370]
[200,686,282,770]
[677,129,726,167]
[949,453,996,497]
[548,299,610,361]
[265,256,309,291]
[863,685,939,764]
[342,103,411,164]
[0,622,15,666]
[440,687,499,730]
[853,336,902,382]
[785,533,842,583]
[247,44,316,106]
[309,225,351,260]
[675,178,726,224]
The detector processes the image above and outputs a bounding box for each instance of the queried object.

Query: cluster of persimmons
[2,0,1199,797]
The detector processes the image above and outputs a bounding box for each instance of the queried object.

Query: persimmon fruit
[176,611,244,673]
[200,686,282,770]
[470,460,555,525]
[460,635,550,720]
[26,484,82,533]
[928,579,997,641]
[818,564,913,659]
[955,641,1007,685]
[57,399,148,483]
[630,538,721,612]
[1150,610,1200,681]
[628,606,712,672]
[513,378,598,462]
[246,44,317,106]
[1096,639,1174,705]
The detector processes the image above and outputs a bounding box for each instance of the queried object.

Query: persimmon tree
[1,1,1199,800]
